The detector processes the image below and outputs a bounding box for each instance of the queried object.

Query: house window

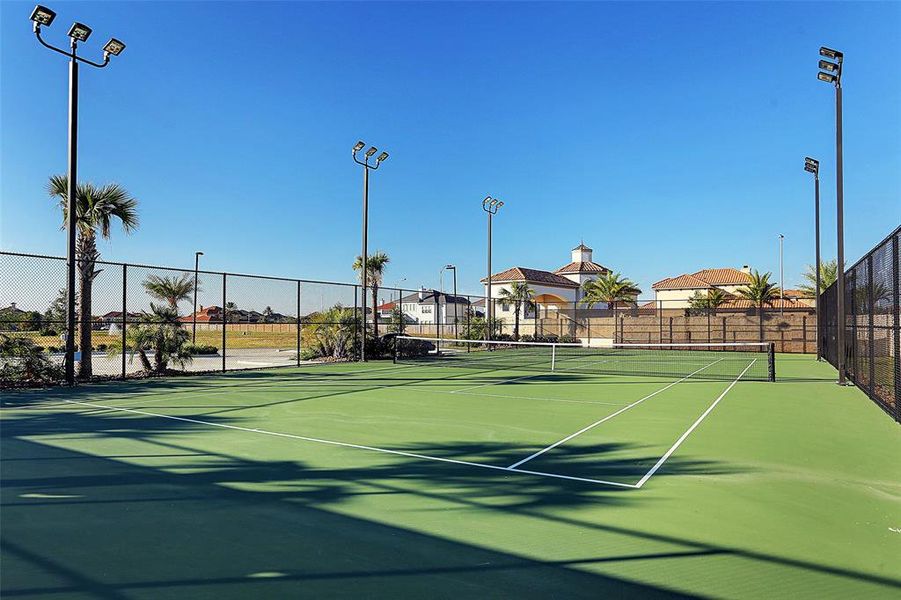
[421,305,432,314]
[501,303,510,312]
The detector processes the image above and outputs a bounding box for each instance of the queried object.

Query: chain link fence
[3,250,823,387]
[820,225,900,422]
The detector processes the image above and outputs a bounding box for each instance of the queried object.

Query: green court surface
[1,354,899,598]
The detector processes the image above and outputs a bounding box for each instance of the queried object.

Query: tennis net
[394,336,775,381]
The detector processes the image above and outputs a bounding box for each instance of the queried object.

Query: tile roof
[720,298,814,310]
[653,268,752,290]
[652,273,713,290]
[480,267,580,288]
[690,268,751,286]
[554,261,610,275]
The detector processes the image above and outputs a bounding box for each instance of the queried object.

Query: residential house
[650,267,813,311]
[481,243,619,322]
[397,288,470,325]
[179,305,224,323]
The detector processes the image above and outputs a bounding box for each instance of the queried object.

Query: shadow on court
[3,405,899,598]
[1,409,696,599]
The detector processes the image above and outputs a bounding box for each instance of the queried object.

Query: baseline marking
[634,359,755,488]
[507,358,724,469]
[59,399,637,489]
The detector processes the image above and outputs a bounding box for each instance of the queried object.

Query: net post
[393,335,398,364]
[768,342,776,382]
[551,343,556,372]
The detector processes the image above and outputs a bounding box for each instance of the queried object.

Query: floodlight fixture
[819,47,843,61]
[353,141,365,152]
[103,38,125,57]
[376,151,388,163]
[67,21,92,42]
[30,5,56,27]
[497,201,504,208]
[365,146,377,158]
[818,60,838,73]
[817,72,837,84]
[804,157,819,174]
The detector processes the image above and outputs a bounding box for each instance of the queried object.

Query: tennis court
[2,345,899,598]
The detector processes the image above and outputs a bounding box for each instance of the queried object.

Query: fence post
[669,316,673,343]
[722,317,726,343]
[867,256,876,399]
[892,233,900,422]
[849,266,857,382]
[707,309,711,343]
[296,280,301,367]
[657,300,663,343]
[435,294,441,353]
[802,316,807,354]
[222,274,227,372]
[121,263,127,379]
[353,285,359,359]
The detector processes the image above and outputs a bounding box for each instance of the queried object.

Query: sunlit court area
[2,0,900,598]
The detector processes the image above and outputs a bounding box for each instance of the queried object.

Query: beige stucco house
[480,243,614,322]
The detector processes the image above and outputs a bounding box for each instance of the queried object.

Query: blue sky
[2,1,899,297]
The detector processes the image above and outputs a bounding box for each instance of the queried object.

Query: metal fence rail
[2,249,826,387]
[820,225,900,422]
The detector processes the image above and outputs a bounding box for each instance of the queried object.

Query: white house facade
[480,243,613,322]
[378,288,469,325]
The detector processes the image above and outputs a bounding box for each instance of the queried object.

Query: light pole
[352,141,389,361]
[445,265,457,339]
[192,251,203,343]
[818,46,846,384]
[805,157,822,360]
[482,196,503,342]
[30,5,126,385]
[779,234,784,316]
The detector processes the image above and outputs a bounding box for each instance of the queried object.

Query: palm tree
[353,251,390,337]
[110,303,191,373]
[142,274,196,309]
[497,282,535,340]
[688,288,729,314]
[48,175,139,379]
[736,269,778,341]
[798,259,838,298]
[580,272,641,309]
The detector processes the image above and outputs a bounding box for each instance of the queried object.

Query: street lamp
[441,264,458,339]
[779,234,784,316]
[817,45,846,384]
[804,156,822,360]
[352,140,389,361]
[482,196,503,342]
[193,251,204,343]
[30,4,126,385]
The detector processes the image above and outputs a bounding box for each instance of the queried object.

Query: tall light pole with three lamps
[352,141,389,361]
[482,197,503,342]
[29,4,126,385]
[817,46,846,384]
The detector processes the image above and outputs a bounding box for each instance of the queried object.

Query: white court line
[59,399,637,489]
[506,359,724,469]
[634,359,756,488]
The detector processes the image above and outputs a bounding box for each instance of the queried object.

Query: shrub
[0,334,63,384]
[184,343,218,355]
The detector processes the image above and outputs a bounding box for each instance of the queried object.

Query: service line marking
[59,399,637,489]
[634,359,755,488]
[506,358,725,469]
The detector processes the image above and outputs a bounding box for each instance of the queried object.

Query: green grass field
[1,354,899,598]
